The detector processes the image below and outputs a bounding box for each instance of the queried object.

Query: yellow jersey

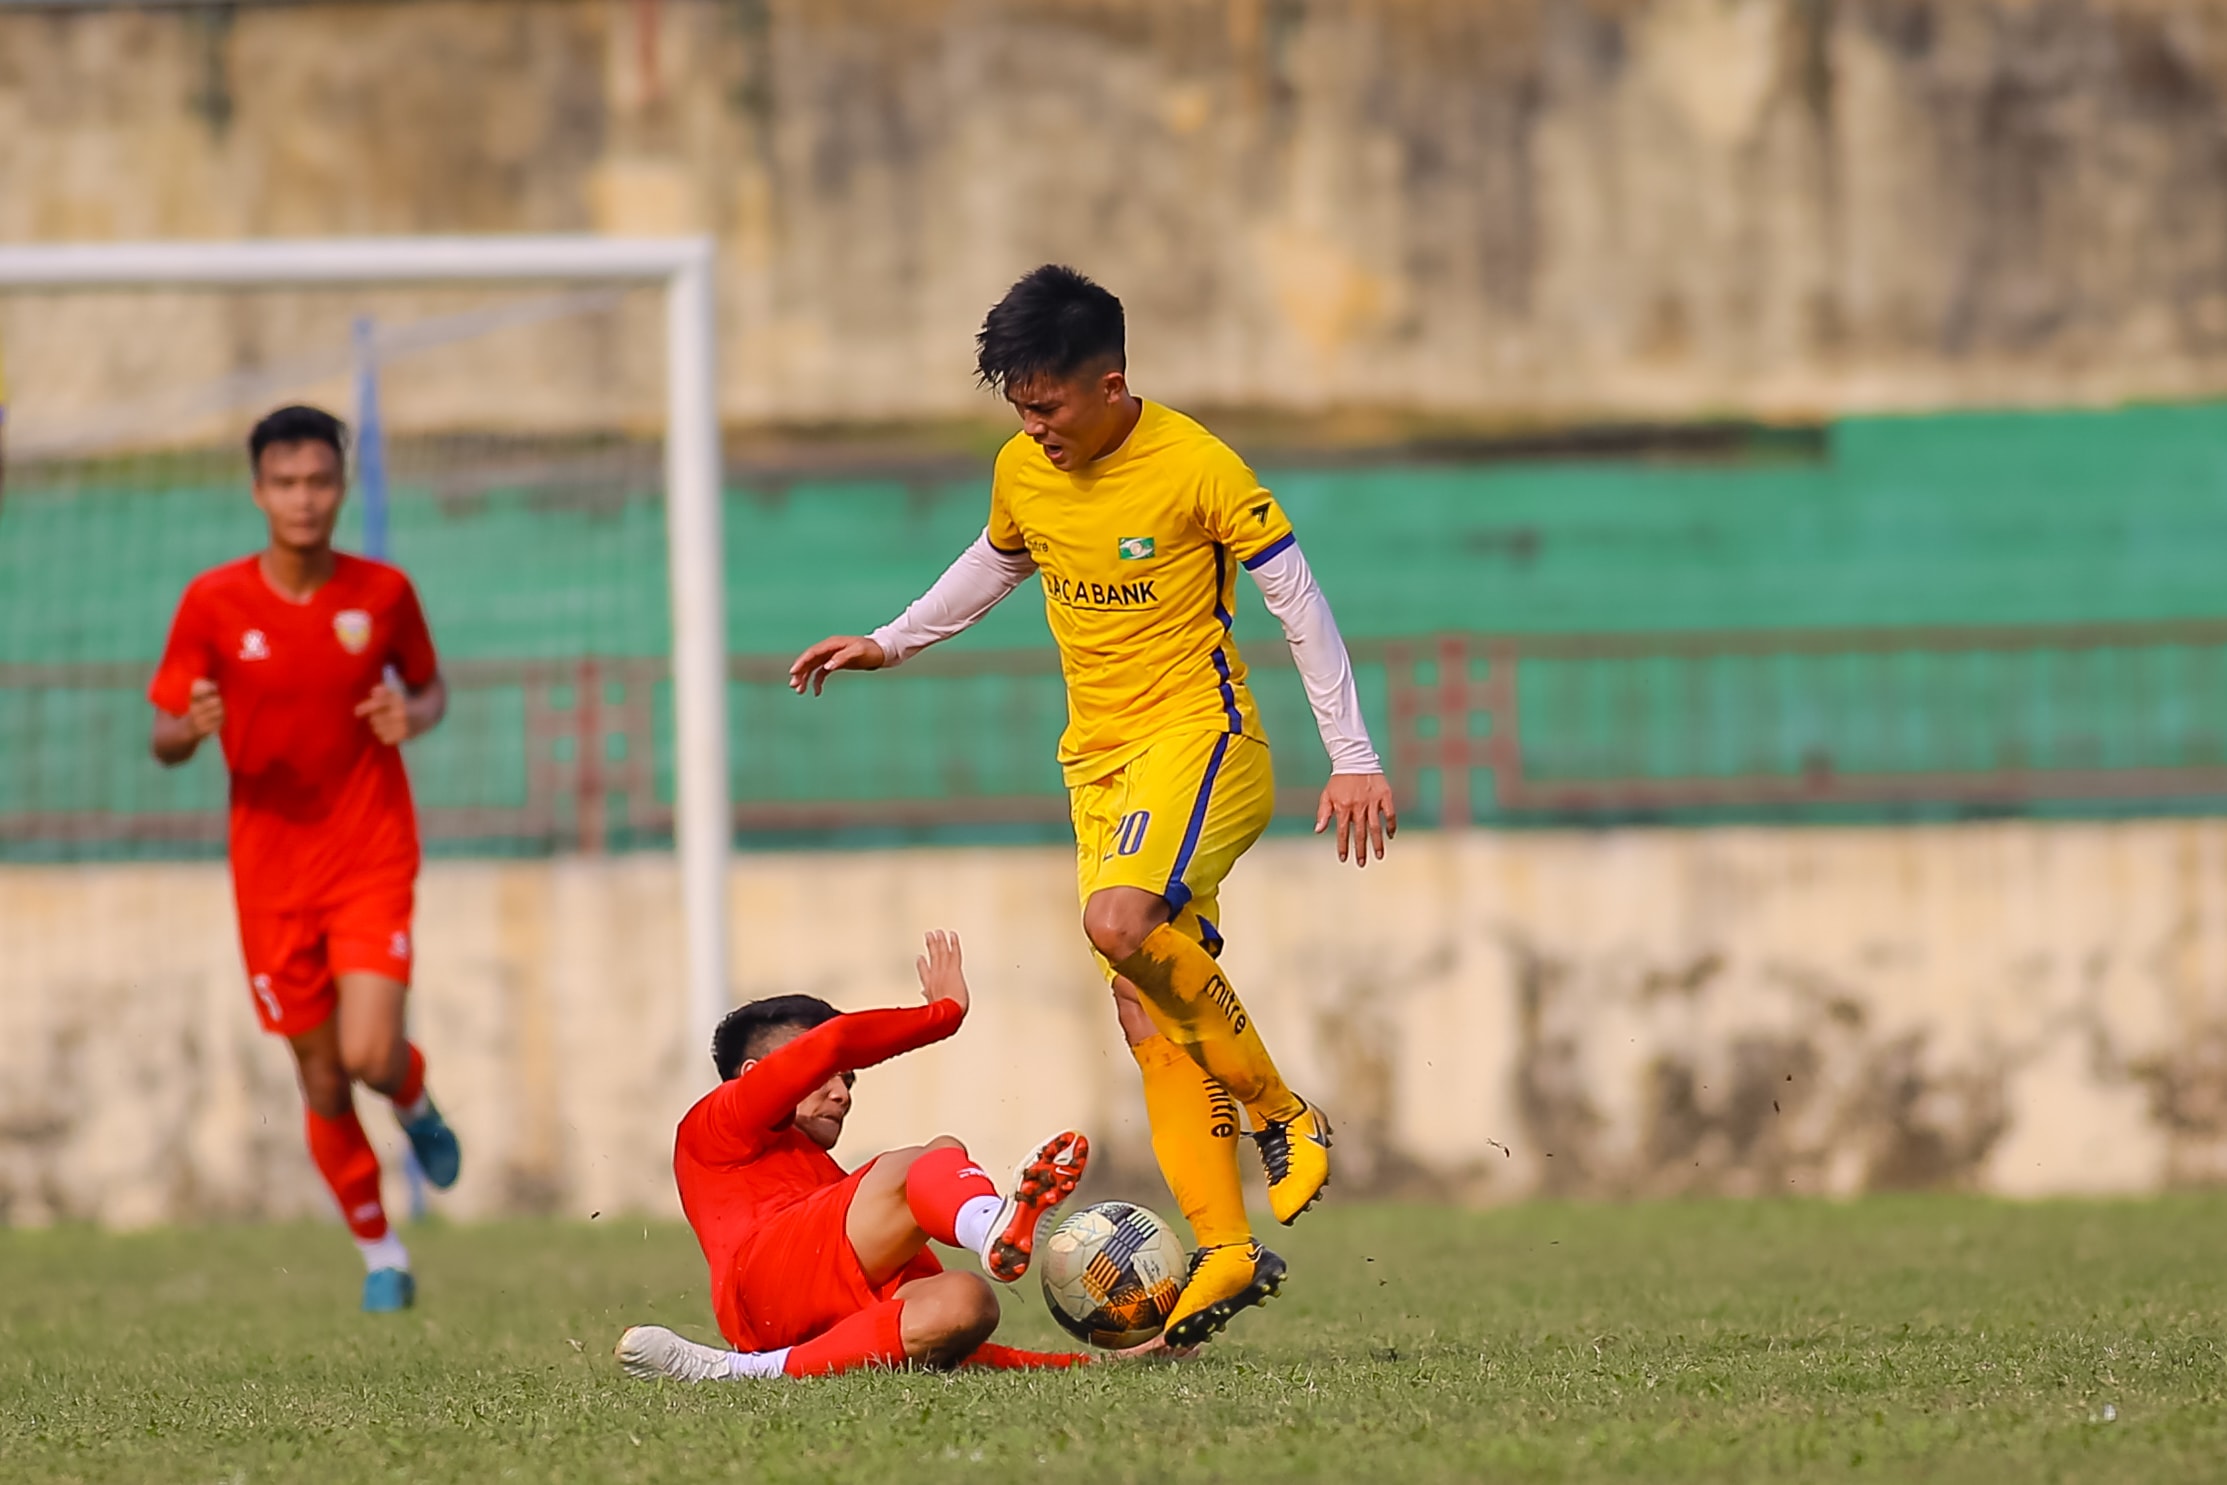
[989,400,1297,785]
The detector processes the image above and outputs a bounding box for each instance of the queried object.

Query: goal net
[0,238,729,1048]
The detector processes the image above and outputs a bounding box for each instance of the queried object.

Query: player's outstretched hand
[1317,771,1398,868]
[185,677,226,739]
[789,635,887,696]
[915,929,969,1015]
[355,684,413,746]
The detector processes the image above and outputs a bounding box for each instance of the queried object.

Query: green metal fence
[6,403,2227,858]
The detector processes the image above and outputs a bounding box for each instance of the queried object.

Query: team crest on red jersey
[333,609,372,654]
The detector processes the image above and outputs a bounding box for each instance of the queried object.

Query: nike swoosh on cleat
[1164,1249,1287,1347]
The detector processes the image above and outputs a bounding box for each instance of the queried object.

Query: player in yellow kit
[791,265,1395,1347]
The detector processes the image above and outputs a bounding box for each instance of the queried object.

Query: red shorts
[236,881,415,1037]
[722,1164,943,1350]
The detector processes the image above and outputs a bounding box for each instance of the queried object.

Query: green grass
[4,1197,2225,1483]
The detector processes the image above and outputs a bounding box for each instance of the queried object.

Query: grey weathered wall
[6,0,2227,432]
[6,822,2227,1229]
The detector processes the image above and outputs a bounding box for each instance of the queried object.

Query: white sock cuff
[728,1348,790,1380]
[953,1193,1006,1265]
[396,1091,434,1124]
[355,1232,411,1274]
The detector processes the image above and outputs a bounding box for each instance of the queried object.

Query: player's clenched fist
[354,683,414,745]
[788,635,886,696]
[185,677,226,739]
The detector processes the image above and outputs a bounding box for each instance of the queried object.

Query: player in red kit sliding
[149,404,461,1314]
[618,932,1115,1381]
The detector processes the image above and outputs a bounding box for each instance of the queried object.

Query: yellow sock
[1114,923,1306,1126]
[1129,1033,1251,1250]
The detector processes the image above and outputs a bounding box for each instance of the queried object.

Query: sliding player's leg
[845,1133,1090,1286]
[796,1273,998,1373]
[620,1271,1035,1381]
[1082,732,1333,1226]
[330,885,461,1189]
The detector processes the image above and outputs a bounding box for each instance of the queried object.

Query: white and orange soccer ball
[1037,1200,1188,1349]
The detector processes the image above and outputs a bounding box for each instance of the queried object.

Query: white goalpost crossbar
[0,236,733,1074]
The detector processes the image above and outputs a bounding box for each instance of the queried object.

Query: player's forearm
[150,712,204,766]
[867,532,1034,667]
[405,674,448,738]
[828,997,967,1067]
[1247,543,1383,774]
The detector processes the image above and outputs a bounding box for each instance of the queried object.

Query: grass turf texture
[5,1197,2224,1484]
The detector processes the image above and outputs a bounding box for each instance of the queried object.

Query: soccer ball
[1038,1200,1188,1349]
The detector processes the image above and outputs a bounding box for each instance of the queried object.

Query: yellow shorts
[1069,730,1274,967]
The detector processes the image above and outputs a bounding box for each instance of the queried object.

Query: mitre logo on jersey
[1117,536,1155,561]
[333,609,373,654]
[238,629,270,661]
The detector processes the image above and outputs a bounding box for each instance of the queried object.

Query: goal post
[0,235,733,1071]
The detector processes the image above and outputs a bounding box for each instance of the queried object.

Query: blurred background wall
[7,0,2227,428]
[10,819,2227,1230]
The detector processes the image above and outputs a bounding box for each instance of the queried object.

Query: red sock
[902,1146,997,1246]
[304,1105,387,1241]
[782,1299,909,1377]
[389,1043,426,1110]
[963,1342,1089,1370]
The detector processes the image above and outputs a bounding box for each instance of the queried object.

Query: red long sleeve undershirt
[688,998,967,1160]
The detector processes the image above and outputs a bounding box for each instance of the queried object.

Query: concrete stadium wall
[6,0,2227,433]
[6,821,2227,1230]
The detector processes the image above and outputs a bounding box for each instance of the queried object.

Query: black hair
[974,264,1125,395]
[711,993,840,1081]
[248,404,347,476]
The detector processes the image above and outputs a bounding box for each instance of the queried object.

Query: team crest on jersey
[239,629,270,661]
[1117,536,1155,561]
[333,609,373,654]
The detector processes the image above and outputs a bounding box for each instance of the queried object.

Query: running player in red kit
[149,405,461,1314]
[616,931,1103,1381]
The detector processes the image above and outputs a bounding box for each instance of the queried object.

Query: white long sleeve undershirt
[1244,542,1382,775]
[867,531,1035,665]
[868,530,1382,775]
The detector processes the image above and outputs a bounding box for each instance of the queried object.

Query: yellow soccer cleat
[1254,1101,1333,1225]
[1163,1241,1286,1349]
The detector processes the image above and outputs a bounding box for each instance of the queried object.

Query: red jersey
[674,998,964,1347]
[149,553,439,913]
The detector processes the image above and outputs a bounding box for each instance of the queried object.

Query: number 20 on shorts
[1115,810,1151,856]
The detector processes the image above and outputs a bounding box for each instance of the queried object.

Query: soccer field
[6,1197,2225,1484]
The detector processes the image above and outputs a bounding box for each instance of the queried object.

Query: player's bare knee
[1082,891,1161,962]
[922,1134,965,1154]
[954,1273,1001,1338]
[340,1031,404,1090]
[916,1271,995,1328]
[906,1272,999,1363]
